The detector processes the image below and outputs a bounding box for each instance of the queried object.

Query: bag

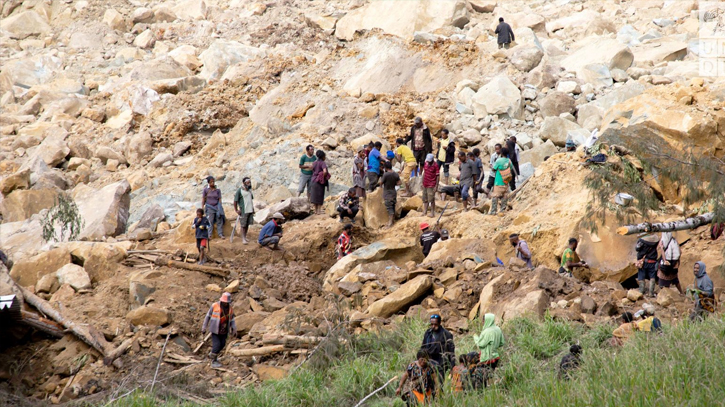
[315,168,330,185]
[498,160,513,184]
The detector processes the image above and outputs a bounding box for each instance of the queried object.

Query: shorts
[298,172,313,194]
[384,198,397,215]
[422,187,436,203]
[491,185,507,198]
[659,277,680,288]
[196,238,208,251]
[238,213,254,227]
[437,160,450,177]
[460,183,471,200]
[637,261,657,280]
[401,162,416,183]
[413,150,426,167]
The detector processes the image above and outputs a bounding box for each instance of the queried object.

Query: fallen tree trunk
[154,258,228,278]
[20,310,65,338]
[103,337,135,366]
[261,334,324,348]
[617,213,715,235]
[228,345,286,357]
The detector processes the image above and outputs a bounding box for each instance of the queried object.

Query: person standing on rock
[380,160,401,228]
[458,152,474,212]
[336,223,353,260]
[436,129,456,185]
[233,177,254,244]
[559,238,588,277]
[202,176,224,239]
[421,314,456,384]
[202,292,237,368]
[635,234,660,297]
[406,117,432,175]
[337,188,359,223]
[352,146,367,198]
[657,232,683,294]
[485,143,502,196]
[367,142,383,192]
[396,138,418,197]
[421,154,440,217]
[509,233,533,269]
[495,17,515,49]
[310,150,330,215]
[297,145,317,199]
[505,137,520,190]
[473,313,504,389]
[258,212,285,250]
[192,208,211,265]
[419,222,441,258]
[488,147,512,215]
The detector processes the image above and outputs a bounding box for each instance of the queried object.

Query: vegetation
[108,314,725,407]
[41,193,84,243]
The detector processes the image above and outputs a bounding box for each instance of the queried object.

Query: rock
[538,116,584,147]
[36,273,59,294]
[153,6,177,22]
[367,275,432,318]
[526,63,560,90]
[546,9,598,33]
[252,365,287,381]
[305,13,338,31]
[561,38,634,73]
[502,289,550,321]
[469,0,496,13]
[50,284,75,303]
[73,180,131,240]
[54,264,91,291]
[626,289,643,302]
[539,92,575,118]
[510,46,544,72]
[402,195,423,212]
[471,76,522,119]
[126,306,171,326]
[234,311,268,335]
[632,38,688,65]
[0,11,51,40]
[580,295,598,314]
[651,76,672,85]
[129,270,161,306]
[556,81,580,94]
[335,0,469,41]
[656,287,681,307]
[360,188,396,229]
[95,146,127,165]
[198,40,266,80]
[136,204,165,231]
[224,280,240,293]
[172,0,207,20]
[125,132,153,165]
[81,108,105,122]
[148,152,173,168]
[597,301,619,317]
[0,189,58,222]
[263,298,286,312]
[253,197,310,224]
[103,9,126,31]
[132,7,154,24]
[577,64,613,89]
[133,29,156,49]
[610,69,629,83]
[337,281,362,296]
[206,284,222,292]
[36,133,70,167]
[424,238,496,265]
[173,141,192,157]
[0,169,30,195]
[461,129,482,146]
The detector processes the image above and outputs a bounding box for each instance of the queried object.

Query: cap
[642,303,655,316]
[420,222,430,231]
[386,151,395,159]
[272,212,285,220]
[426,153,435,162]
[220,292,231,303]
[441,229,449,237]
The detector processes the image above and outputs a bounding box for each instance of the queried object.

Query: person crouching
[202,292,237,368]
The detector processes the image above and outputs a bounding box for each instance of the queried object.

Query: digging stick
[434,203,449,230]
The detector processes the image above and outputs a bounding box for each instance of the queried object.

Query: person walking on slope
[192,208,211,265]
[202,292,237,368]
[406,117,432,175]
[473,313,504,389]
[509,233,533,268]
[336,223,353,260]
[421,154,440,217]
[657,232,683,294]
[458,151,475,212]
[258,212,285,250]
[495,17,515,49]
[489,147,513,215]
[635,233,660,297]
[689,261,715,322]
[396,138,418,197]
[421,314,456,385]
[233,177,254,244]
[380,160,401,228]
[420,222,441,258]
[309,150,330,215]
[505,137,520,190]
[202,176,224,239]
[436,129,456,185]
[297,144,317,199]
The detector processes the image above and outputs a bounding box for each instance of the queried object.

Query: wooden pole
[227,345,285,357]
[151,333,171,393]
[261,334,324,348]
[154,258,229,277]
[20,310,65,338]
[103,338,135,366]
[617,213,715,235]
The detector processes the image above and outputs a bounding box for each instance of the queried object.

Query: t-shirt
[299,154,317,176]
[381,171,400,200]
[203,187,222,207]
[258,220,280,243]
[234,187,254,214]
[459,160,474,185]
[493,157,511,186]
[368,148,381,175]
[193,216,211,239]
[413,127,425,150]
[420,230,441,257]
[396,145,416,163]
[560,248,580,272]
[472,158,483,178]
[437,138,450,162]
[422,162,440,188]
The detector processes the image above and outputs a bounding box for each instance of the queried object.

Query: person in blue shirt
[258,212,285,250]
[192,208,211,264]
[367,141,383,192]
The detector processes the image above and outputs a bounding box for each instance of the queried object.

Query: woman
[472,313,504,389]
[395,349,436,406]
[309,150,329,215]
[657,232,682,294]
[489,147,512,215]
[690,261,715,321]
[352,147,366,199]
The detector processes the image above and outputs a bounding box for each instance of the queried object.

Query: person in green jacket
[472,313,504,389]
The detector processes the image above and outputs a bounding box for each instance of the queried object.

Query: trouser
[367,172,380,192]
[260,236,280,247]
[338,206,359,220]
[211,333,228,355]
[298,173,313,194]
[437,160,450,178]
[413,150,426,172]
[499,42,510,49]
[205,205,224,237]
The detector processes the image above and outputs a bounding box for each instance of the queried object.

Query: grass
[109,314,725,407]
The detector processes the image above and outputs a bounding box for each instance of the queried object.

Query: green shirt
[299,154,317,175]
[560,248,580,272]
[234,187,254,214]
[493,157,511,186]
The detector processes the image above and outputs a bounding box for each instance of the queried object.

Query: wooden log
[193,332,211,353]
[20,310,65,338]
[261,334,324,348]
[227,345,286,357]
[617,213,715,235]
[154,258,228,277]
[103,338,135,366]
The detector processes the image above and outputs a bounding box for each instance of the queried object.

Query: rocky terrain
[1,0,724,403]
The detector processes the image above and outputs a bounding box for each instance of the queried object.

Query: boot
[638,280,646,295]
[210,353,222,368]
[489,198,499,215]
[648,279,656,297]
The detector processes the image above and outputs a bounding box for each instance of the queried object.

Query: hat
[420,222,430,230]
[441,229,449,237]
[220,292,231,303]
[272,212,285,220]
[426,153,435,162]
[386,150,395,159]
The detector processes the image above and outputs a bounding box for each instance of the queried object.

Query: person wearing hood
[472,313,504,389]
[202,292,237,368]
[689,261,715,321]
[657,232,682,294]
[635,233,660,297]
[406,117,432,174]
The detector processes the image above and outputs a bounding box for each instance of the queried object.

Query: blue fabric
[258,220,276,243]
[368,149,381,175]
[193,216,211,239]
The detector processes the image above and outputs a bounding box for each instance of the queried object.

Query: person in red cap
[202,292,237,368]
[419,222,441,258]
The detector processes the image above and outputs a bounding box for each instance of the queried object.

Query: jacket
[495,22,515,44]
[421,326,455,366]
[202,302,237,336]
[473,313,504,363]
[407,125,432,154]
[636,235,659,261]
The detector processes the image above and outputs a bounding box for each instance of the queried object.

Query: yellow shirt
[396,145,416,163]
[437,138,449,162]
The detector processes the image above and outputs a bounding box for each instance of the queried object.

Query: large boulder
[577,64,613,89]
[73,180,131,240]
[632,38,688,65]
[561,38,634,74]
[361,188,398,229]
[0,11,51,40]
[172,0,207,20]
[539,116,586,147]
[471,76,522,119]
[335,0,469,41]
[510,46,544,72]
[125,132,153,165]
[538,91,575,118]
[366,275,432,318]
[475,268,557,321]
[423,238,497,265]
[0,169,30,195]
[0,189,59,222]
[9,247,73,288]
[129,270,162,307]
[36,133,70,167]
[253,197,310,225]
[198,40,266,80]
[519,140,558,167]
[126,305,171,326]
[128,58,191,82]
[135,204,166,231]
[54,264,91,291]
[577,81,648,130]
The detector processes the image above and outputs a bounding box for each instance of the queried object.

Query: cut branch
[227,345,286,357]
[103,338,135,366]
[353,376,399,407]
[154,258,228,277]
[20,310,64,338]
[617,213,715,235]
[261,334,324,348]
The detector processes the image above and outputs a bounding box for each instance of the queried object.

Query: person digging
[202,292,237,368]
[258,212,285,250]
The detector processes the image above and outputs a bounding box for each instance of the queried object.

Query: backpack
[498,160,513,184]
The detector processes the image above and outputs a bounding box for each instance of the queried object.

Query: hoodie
[636,234,659,261]
[695,261,714,298]
[473,313,504,363]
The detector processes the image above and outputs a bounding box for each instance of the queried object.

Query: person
[233,177,254,244]
[406,117,432,174]
[635,303,662,333]
[380,160,400,228]
[421,154,440,217]
[395,138,418,197]
[611,312,638,346]
[309,150,330,215]
[635,233,660,297]
[509,233,532,269]
[336,223,353,260]
[689,261,715,321]
[485,143,502,195]
[420,222,441,258]
[559,238,589,277]
[258,212,285,250]
[395,349,437,406]
[352,147,367,198]
[440,229,450,241]
[297,144,317,198]
[337,188,359,223]
[495,17,515,49]
[436,129,456,185]
[472,313,504,389]
[458,151,474,211]
[421,314,455,384]
[450,354,472,393]
[505,137,520,190]
[466,152,479,207]
[558,344,582,380]
[489,147,513,215]
[192,208,211,265]
[364,141,374,158]
[471,148,484,207]
[202,176,224,239]
[201,292,237,368]
[439,184,460,202]
[657,232,682,294]
[367,142,383,191]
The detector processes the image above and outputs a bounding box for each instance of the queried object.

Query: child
[192,208,211,264]
[450,354,472,393]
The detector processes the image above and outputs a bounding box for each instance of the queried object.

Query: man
[419,222,441,258]
[635,233,659,297]
[421,154,440,217]
[611,312,638,346]
[421,314,455,384]
[436,129,455,185]
[233,177,254,244]
[469,150,483,207]
[258,212,285,250]
[440,229,450,241]
[635,303,662,333]
[380,160,401,228]
[336,223,353,260]
[495,17,515,49]
[202,176,224,239]
[472,313,504,389]
[367,141,383,192]
[337,188,360,223]
[297,144,317,198]
[559,238,589,277]
[485,143,503,195]
[458,151,474,211]
[439,184,460,202]
[395,138,418,197]
[406,117,432,174]
[558,344,582,380]
[509,233,533,269]
[202,292,237,368]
